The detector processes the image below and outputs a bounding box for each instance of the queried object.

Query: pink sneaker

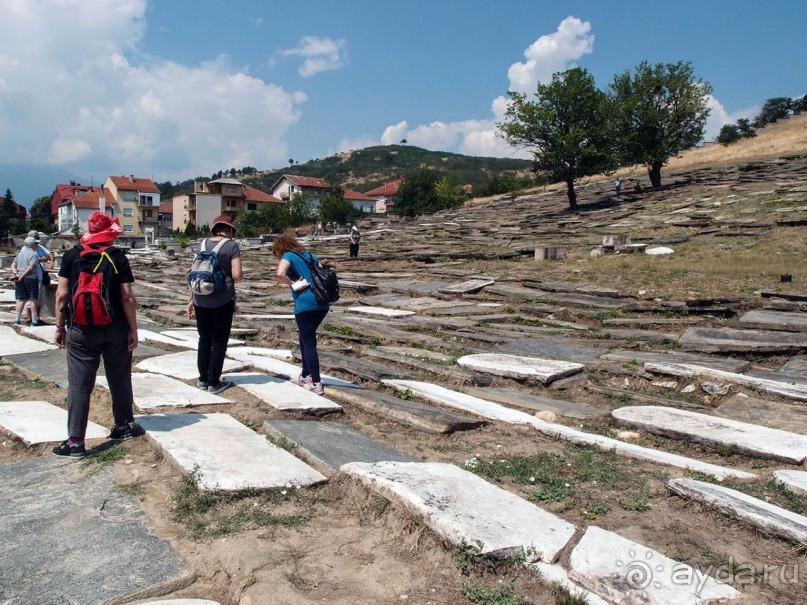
[304,382,324,396]
[297,373,313,387]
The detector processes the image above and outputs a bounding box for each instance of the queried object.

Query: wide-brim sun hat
[24,236,37,245]
[211,215,237,234]
[81,211,123,246]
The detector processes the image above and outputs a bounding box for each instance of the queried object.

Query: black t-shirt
[58,244,135,318]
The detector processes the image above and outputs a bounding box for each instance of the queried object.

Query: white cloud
[0,0,306,180]
[703,95,758,142]
[280,36,349,78]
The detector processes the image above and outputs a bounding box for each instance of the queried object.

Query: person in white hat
[349,225,361,258]
[10,237,42,325]
[27,230,55,322]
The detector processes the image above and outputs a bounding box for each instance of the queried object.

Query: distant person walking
[10,236,42,326]
[614,178,622,197]
[30,230,55,323]
[349,225,361,258]
[187,215,243,395]
[272,234,329,396]
[53,212,142,458]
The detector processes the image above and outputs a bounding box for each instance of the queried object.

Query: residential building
[172,178,283,231]
[269,175,331,209]
[343,188,380,214]
[50,181,92,225]
[364,178,402,213]
[158,201,173,236]
[103,175,161,236]
[57,187,112,235]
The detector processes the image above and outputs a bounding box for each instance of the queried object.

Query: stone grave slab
[569,526,741,604]
[97,372,231,409]
[382,379,756,482]
[375,345,454,363]
[3,348,70,387]
[0,400,108,444]
[0,457,195,604]
[319,350,414,381]
[264,420,414,474]
[463,387,603,420]
[19,323,59,343]
[437,279,495,294]
[612,405,807,464]
[223,349,354,387]
[160,329,245,348]
[528,562,609,605]
[136,349,251,380]
[600,349,751,374]
[236,313,296,320]
[743,365,807,388]
[225,345,294,361]
[679,326,807,353]
[457,353,584,385]
[503,337,608,363]
[739,309,807,332]
[137,413,327,490]
[138,328,199,348]
[668,478,807,544]
[341,461,576,562]
[347,306,416,317]
[780,354,807,377]
[0,325,57,356]
[136,600,220,605]
[773,470,807,496]
[716,393,807,434]
[224,372,343,414]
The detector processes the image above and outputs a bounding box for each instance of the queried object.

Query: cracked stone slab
[225,372,342,414]
[669,478,807,544]
[341,461,575,562]
[773,470,807,496]
[0,325,57,356]
[0,400,107,444]
[135,349,251,380]
[383,380,756,482]
[457,353,584,384]
[569,526,742,604]
[347,306,416,317]
[611,405,807,464]
[97,372,231,409]
[137,413,327,491]
[0,457,195,604]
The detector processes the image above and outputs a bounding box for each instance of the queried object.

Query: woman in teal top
[272,234,329,395]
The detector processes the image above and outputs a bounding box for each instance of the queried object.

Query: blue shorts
[15,279,39,301]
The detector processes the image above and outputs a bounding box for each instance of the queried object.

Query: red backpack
[70,245,119,327]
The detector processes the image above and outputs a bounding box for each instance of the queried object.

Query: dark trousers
[194,300,235,384]
[296,308,328,383]
[349,243,359,258]
[66,319,134,440]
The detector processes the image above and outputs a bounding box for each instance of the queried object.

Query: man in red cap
[52,211,143,457]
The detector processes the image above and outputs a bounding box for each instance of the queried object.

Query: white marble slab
[236,314,295,320]
[569,526,741,604]
[347,306,416,317]
[0,325,57,356]
[225,349,354,387]
[0,400,107,444]
[97,372,230,409]
[773,470,807,496]
[612,405,807,464]
[135,350,250,380]
[224,372,342,413]
[457,353,584,384]
[437,279,495,294]
[19,324,58,343]
[137,413,326,491]
[528,562,610,605]
[341,461,575,562]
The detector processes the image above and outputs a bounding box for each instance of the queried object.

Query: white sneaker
[296,373,313,387]
[304,381,324,396]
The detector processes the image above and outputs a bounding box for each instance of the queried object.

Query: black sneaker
[108,423,145,441]
[52,440,87,458]
[207,379,233,395]
[31,320,49,327]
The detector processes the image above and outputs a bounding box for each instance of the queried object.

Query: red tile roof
[107,175,161,193]
[364,178,402,197]
[158,201,173,213]
[281,175,332,189]
[68,187,113,210]
[243,184,283,203]
[343,188,376,201]
[51,182,92,216]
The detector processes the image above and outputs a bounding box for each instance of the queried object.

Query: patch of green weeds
[553,585,588,605]
[463,583,527,605]
[394,388,415,401]
[452,539,483,575]
[82,445,127,469]
[323,324,355,336]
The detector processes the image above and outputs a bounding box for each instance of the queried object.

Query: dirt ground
[2,118,807,604]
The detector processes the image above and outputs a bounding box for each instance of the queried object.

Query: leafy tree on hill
[434,175,466,209]
[395,168,440,216]
[0,188,13,236]
[716,124,742,146]
[28,195,52,232]
[319,184,357,225]
[737,118,756,138]
[498,67,616,210]
[752,97,793,128]
[611,60,712,189]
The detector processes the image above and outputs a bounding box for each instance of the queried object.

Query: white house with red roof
[344,188,380,213]
[269,175,331,208]
[103,175,161,236]
[363,178,402,213]
[49,181,92,225]
[57,187,113,234]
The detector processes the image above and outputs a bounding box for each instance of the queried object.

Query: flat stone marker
[437,278,495,294]
[383,380,756,482]
[716,393,807,434]
[569,526,741,604]
[503,337,608,363]
[668,478,807,544]
[600,349,751,374]
[341,461,576,562]
[224,348,354,387]
[3,348,70,387]
[138,328,199,348]
[224,372,342,414]
[264,420,414,474]
[0,457,195,604]
[236,313,296,320]
[347,306,416,317]
[780,354,807,378]
[739,309,807,332]
[0,400,107,444]
[463,387,603,420]
[137,413,327,490]
[225,344,294,361]
[19,323,59,343]
[160,329,245,348]
[0,325,57,356]
[97,372,231,409]
[137,600,220,605]
[457,353,584,385]
[679,326,807,354]
[612,405,807,464]
[136,350,250,380]
[773,470,807,496]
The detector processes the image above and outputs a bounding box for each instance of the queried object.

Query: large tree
[28,195,52,232]
[498,67,615,210]
[752,97,793,128]
[611,61,712,189]
[395,168,440,216]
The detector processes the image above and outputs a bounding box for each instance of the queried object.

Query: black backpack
[293,251,339,304]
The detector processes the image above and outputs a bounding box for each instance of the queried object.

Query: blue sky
[1,0,805,204]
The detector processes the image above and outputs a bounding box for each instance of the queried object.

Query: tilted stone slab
[612,405,807,464]
[136,350,250,380]
[137,413,327,491]
[437,278,495,294]
[0,400,107,444]
[569,526,742,604]
[773,470,807,496]
[668,478,807,544]
[457,353,583,385]
[503,337,608,363]
[347,306,416,317]
[716,393,807,434]
[159,329,245,348]
[0,457,195,604]
[225,345,294,361]
[600,349,751,374]
[645,361,807,402]
[383,380,756,482]
[341,461,576,562]
[224,372,342,414]
[739,309,807,332]
[264,420,415,474]
[97,372,231,409]
[0,325,57,356]
[679,326,807,353]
